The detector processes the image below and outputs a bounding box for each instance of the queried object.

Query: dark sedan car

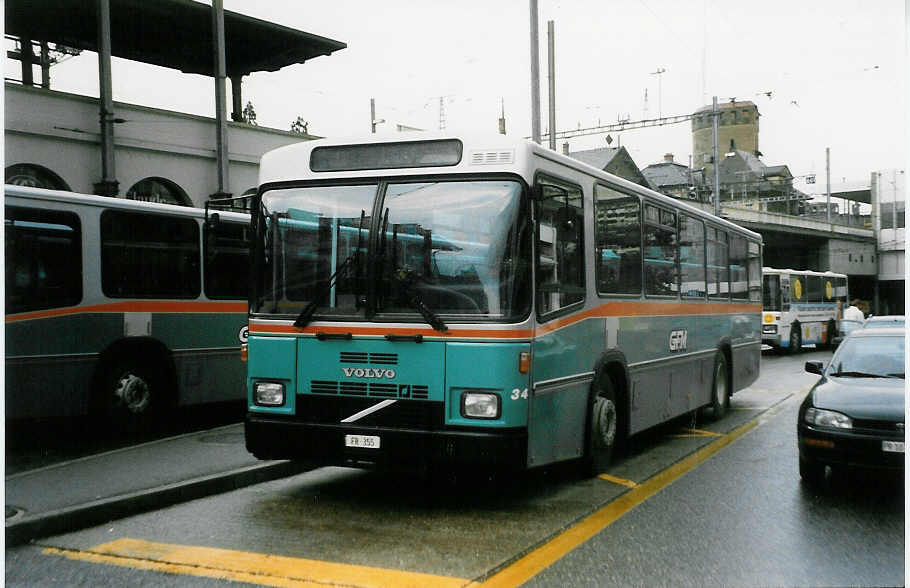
[798,327,905,485]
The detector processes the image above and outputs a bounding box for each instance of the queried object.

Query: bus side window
[204,221,250,299]
[5,206,83,314]
[101,210,200,298]
[747,241,761,302]
[643,205,678,297]
[729,235,748,300]
[536,178,585,316]
[707,227,729,300]
[680,214,706,298]
[593,184,641,296]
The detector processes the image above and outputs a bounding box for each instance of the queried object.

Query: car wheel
[789,324,802,353]
[799,457,825,486]
[584,377,619,477]
[707,351,729,420]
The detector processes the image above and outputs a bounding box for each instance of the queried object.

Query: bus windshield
[255,179,531,321]
[762,274,782,311]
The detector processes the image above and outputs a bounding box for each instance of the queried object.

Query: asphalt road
[6,348,905,587]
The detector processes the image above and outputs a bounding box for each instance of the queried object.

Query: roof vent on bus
[470,150,515,165]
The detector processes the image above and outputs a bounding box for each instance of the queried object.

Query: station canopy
[5,0,347,77]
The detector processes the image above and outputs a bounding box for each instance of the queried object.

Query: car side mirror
[805,360,825,375]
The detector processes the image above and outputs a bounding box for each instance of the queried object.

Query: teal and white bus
[5,185,250,428]
[761,267,847,352]
[244,134,762,474]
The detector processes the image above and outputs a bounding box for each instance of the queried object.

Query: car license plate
[882,440,904,453]
[345,434,380,449]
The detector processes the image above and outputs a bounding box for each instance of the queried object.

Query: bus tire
[584,376,620,477]
[823,319,837,350]
[788,323,802,354]
[93,349,173,431]
[708,351,729,420]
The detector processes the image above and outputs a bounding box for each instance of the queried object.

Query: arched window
[5,163,71,191]
[126,177,191,206]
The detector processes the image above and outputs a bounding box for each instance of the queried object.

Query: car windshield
[829,335,905,378]
[254,180,531,322]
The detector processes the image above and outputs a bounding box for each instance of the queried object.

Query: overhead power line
[534,112,695,141]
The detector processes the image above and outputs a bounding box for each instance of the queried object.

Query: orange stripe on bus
[6,301,247,323]
[249,301,760,339]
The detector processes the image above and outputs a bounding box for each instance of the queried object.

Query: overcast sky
[16,0,906,194]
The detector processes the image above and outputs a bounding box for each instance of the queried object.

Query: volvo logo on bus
[669,329,688,352]
[342,368,397,379]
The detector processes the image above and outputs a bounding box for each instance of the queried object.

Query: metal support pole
[40,42,50,89]
[94,0,118,196]
[212,0,230,197]
[230,75,243,122]
[712,96,720,216]
[529,0,541,144]
[20,38,33,87]
[547,20,556,151]
[371,98,376,133]
[826,147,831,223]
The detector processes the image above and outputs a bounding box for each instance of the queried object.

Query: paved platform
[5,423,308,547]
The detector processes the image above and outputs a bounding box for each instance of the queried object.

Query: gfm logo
[669,329,688,352]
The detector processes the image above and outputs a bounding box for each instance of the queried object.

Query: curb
[6,460,310,547]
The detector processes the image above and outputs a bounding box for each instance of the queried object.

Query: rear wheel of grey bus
[706,351,729,420]
[583,375,621,477]
[92,345,175,432]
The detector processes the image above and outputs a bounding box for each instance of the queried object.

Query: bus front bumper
[244,414,528,471]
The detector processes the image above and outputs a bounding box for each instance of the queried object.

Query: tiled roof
[567,147,619,170]
[642,162,690,187]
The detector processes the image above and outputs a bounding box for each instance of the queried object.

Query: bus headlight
[461,392,500,419]
[762,325,778,334]
[254,381,285,407]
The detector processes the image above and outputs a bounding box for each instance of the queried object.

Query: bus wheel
[708,352,729,420]
[823,320,837,350]
[585,378,619,476]
[98,359,163,430]
[788,324,802,353]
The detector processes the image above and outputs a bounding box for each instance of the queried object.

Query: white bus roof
[258,132,761,241]
[4,184,250,223]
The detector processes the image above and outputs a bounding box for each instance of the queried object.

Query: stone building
[640,153,708,203]
[691,100,760,173]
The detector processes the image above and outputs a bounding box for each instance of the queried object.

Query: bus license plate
[345,434,380,449]
[882,440,904,453]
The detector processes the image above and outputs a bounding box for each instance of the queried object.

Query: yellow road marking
[669,428,724,438]
[43,419,760,588]
[45,538,475,588]
[597,473,638,488]
[479,419,758,587]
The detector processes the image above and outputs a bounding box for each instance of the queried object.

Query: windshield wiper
[294,210,365,329]
[829,371,888,378]
[393,268,448,333]
[373,209,446,333]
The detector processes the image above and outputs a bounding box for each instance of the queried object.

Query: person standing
[843,299,864,322]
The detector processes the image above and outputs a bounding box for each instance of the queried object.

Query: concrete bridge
[720,204,878,302]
